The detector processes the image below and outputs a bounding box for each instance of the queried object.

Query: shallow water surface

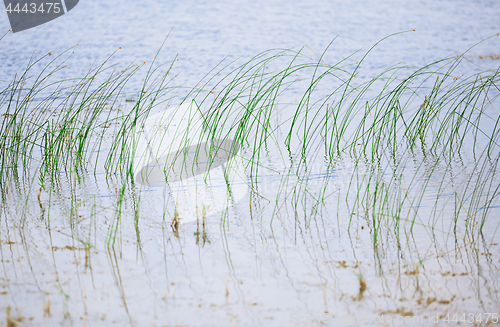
[1,0,500,326]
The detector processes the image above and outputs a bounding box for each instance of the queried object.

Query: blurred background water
[1,0,500,87]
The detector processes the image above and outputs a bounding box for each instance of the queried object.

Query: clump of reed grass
[0,33,499,243]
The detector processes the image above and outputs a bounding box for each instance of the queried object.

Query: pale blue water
[1,1,500,326]
[1,0,500,86]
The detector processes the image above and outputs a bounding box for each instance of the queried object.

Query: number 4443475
[5,3,62,14]
[443,313,498,324]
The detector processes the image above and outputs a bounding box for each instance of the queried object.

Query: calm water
[1,0,500,83]
[1,1,500,326]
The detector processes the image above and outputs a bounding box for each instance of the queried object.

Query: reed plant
[0,33,499,246]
